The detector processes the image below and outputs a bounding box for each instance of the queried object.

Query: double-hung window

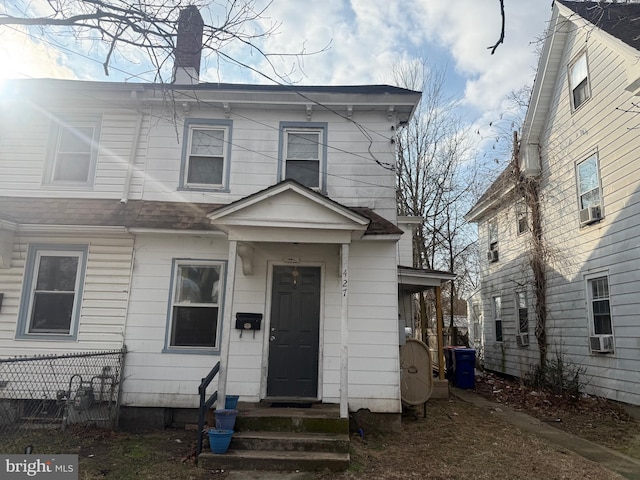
[44,117,101,186]
[516,202,528,235]
[279,122,327,191]
[577,154,601,209]
[181,119,232,190]
[493,296,502,342]
[166,260,224,351]
[17,245,88,339]
[588,276,612,335]
[488,218,499,262]
[569,52,590,110]
[516,291,528,334]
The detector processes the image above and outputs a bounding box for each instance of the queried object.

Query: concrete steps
[198,403,350,472]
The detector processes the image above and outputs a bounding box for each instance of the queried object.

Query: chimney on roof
[172,6,204,85]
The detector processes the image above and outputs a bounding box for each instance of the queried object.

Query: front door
[267,266,321,398]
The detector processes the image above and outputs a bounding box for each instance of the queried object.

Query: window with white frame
[17,245,87,339]
[516,202,528,235]
[167,260,224,350]
[488,218,499,262]
[44,117,101,185]
[577,153,601,210]
[516,291,528,334]
[279,122,327,190]
[587,275,612,335]
[569,52,590,110]
[471,303,481,340]
[493,296,502,342]
[181,120,231,190]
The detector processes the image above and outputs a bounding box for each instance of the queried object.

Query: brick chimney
[172,6,204,85]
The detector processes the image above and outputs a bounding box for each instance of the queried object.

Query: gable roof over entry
[208,180,398,243]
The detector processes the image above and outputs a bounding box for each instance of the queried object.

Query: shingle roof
[0,197,402,236]
[0,198,222,230]
[558,1,640,51]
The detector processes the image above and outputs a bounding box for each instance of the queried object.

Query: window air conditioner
[487,249,499,263]
[579,205,601,226]
[516,333,529,347]
[589,335,614,353]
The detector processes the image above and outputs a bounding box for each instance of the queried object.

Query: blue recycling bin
[453,348,476,389]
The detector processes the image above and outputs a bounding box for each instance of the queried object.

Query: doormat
[269,402,312,408]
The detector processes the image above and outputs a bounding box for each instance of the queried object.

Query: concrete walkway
[452,387,640,480]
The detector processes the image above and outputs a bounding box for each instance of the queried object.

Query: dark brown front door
[267,266,321,398]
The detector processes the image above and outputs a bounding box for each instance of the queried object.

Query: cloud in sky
[0,0,551,157]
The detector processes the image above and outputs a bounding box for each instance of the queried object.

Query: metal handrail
[196,361,220,459]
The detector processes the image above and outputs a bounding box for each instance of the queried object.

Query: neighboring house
[466,1,640,406]
[0,8,454,424]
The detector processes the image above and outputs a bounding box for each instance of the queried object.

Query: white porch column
[340,243,349,418]
[217,239,238,407]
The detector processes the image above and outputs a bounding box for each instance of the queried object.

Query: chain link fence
[0,348,126,446]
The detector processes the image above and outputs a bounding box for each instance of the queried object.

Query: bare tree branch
[0,0,328,81]
[488,0,506,55]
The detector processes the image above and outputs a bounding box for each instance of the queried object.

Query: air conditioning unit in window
[487,250,499,263]
[516,333,529,347]
[589,335,614,353]
[579,205,601,226]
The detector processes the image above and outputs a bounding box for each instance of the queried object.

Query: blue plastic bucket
[207,429,233,454]
[215,409,238,430]
[225,395,239,409]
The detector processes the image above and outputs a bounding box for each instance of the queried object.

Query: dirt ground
[2,381,638,479]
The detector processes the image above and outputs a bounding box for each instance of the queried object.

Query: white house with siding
[0,8,454,423]
[466,1,640,406]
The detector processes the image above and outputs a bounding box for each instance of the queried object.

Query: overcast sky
[0,0,552,162]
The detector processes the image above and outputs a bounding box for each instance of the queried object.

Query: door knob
[270,335,276,342]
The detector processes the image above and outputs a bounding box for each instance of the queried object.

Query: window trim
[575,151,603,219]
[584,271,613,337]
[516,201,528,236]
[163,258,227,354]
[16,244,88,341]
[43,116,102,187]
[179,119,233,192]
[515,290,529,335]
[278,121,328,192]
[492,295,503,343]
[569,51,591,111]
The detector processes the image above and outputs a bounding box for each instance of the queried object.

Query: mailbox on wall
[235,313,263,338]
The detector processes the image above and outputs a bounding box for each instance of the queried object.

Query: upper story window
[43,116,101,186]
[165,259,225,352]
[180,119,232,191]
[569,52,590,110]
[487,218,499,263]
[279,122,327,191]
[492,295,502,342]
[516,202,528,235]
[16,245,88,340]
[576,153,603,226]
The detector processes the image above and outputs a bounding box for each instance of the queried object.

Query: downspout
[121,103,143,204]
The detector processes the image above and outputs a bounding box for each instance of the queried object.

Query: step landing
[198,402,350,472]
